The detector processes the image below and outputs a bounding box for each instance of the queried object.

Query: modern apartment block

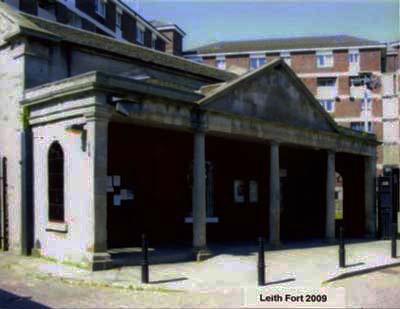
[0,0,175,53]
[382,42,400,167]
[184,35,387,169]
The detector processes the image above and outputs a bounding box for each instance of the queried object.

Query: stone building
[184,36,386,171]
[0,2,379,270]
[0,0,171,53]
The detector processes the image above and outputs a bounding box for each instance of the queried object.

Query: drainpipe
[20,106,33,256]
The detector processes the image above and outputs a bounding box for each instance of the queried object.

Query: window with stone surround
[48,141,64,222]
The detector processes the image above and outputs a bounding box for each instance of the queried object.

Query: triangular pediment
[199,60,338,133]
[0,9,19,45]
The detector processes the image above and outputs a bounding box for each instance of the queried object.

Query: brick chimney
[151,20,186,56]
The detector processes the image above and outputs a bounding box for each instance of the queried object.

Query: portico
[22,60,379,269]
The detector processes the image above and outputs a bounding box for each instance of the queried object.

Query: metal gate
[377,166,400,239]
[0,157,8,251]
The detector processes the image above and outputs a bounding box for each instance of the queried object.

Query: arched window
[48,142,64,222]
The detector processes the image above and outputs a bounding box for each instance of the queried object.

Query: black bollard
[141,234,149,284]
[339,227,345,268]
[258,237,266,286]
[392,223,397,259]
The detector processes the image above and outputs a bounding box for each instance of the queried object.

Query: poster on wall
[113,175,121,187]
[113,195,121,206]
[249,180,258,203]
[234,180,245,203]
[120,189,128,200]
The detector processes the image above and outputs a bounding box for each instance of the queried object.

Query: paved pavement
[1,239,399,307]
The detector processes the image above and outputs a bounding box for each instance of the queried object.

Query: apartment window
[67,11,82,28]
[249,55,266,70]
[190,56,203,63]
[319,99,335,112]
[350,121,372,133]
[216,56,226,70]
[316,51,333,68]
[317,78,336,87]
[361,98,372,110]
[280,52,291,66]
[116,12,122,29]
[136,25,145,44]
[151,36,156,49]
[95,0,106,18]
[349,52,359,64]
[48,142,64,222]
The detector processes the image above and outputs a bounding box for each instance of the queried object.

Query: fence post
[339,227,345,268]
[392,223,397,258]
[258,237,265,286]
[141,234,149,284]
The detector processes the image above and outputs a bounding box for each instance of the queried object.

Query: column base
[325,237,337,245]
[269,240,282,249]
[193,247,213,262]
[87,252,113,271]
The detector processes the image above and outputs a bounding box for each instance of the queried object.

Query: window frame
[116,11,122,29]
[94,0,106,18]
[136,23,145,44]
[319,99,335,113]
[249,54,267,70]
[216,56,226,70]
[48,141,65,223]
[317,77,336,87]
[316,51,334,68]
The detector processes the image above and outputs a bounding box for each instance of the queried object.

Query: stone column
[326,150,336,242]
[269,141,281,246]
[192,127,210,260]
[85,108,112,270]
[365,155,377,238]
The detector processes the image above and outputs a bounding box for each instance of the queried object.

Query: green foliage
[20,106,30,129]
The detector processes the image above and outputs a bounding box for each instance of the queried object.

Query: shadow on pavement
[0,288,50,309]
[264,278,296,286]
[345,262,365,268]
[150,277,188,284]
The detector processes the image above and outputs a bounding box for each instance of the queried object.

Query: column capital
[191,110,207,133]
[269,140,281,146]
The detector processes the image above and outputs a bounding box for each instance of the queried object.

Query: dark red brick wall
[338,76,349,95]
[226,55,249,69]
[360,49,381,72]
[20,0,38,15]
[334,98,362,118]
[291,52,316,73]
[301,78,317,94]
[386,54,397,73]
[122,11,136,42]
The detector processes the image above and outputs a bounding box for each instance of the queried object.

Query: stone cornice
[21,71,204,107]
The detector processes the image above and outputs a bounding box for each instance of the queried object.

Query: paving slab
[1,239,399,294]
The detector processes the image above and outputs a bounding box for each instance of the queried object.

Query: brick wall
[226,55,249,70]
[334,99,362,118]
[372,98,382,117]
[386,54,397,73]
[338,76,349,95]
[203,56,216,67]
[121,11,135,42]
[291,52,316,73]
[301,78,317,94]
[20,0,37,15]
[360,49,381,72]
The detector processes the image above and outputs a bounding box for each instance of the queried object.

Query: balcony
[349,62,360,74]
[317,86,337,99]
[350,86,365,99]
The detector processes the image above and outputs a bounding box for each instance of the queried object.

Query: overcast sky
[125,0,399,50]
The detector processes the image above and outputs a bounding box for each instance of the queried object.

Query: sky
[125,0,399,50]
